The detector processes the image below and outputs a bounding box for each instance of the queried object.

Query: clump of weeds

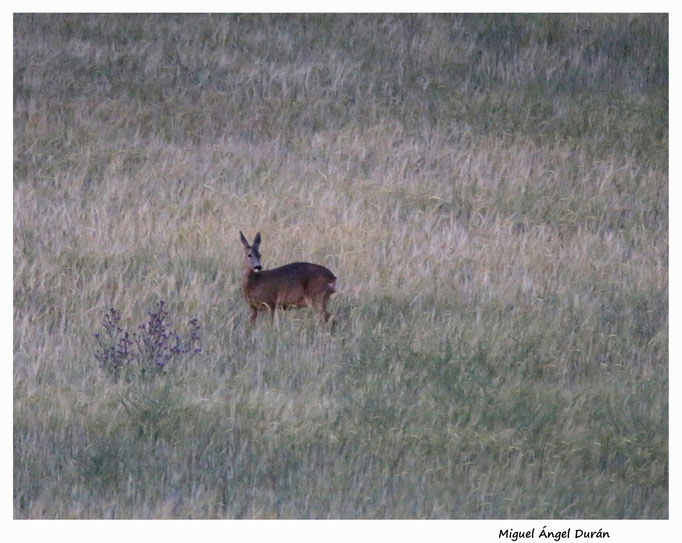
[94,301,201,379]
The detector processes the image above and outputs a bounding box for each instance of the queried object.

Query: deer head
[240,231,262,272]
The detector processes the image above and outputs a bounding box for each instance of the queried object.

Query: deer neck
[242,265,259,289]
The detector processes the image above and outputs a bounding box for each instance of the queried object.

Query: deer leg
[260,301,273,321]
[317,291,333,323]
[308,297,330,322]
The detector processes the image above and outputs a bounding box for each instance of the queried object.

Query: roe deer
[240,231,337,324]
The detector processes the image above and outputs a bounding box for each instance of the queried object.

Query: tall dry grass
[14,14,667,518]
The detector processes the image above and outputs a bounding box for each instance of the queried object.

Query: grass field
[13,13,668,519]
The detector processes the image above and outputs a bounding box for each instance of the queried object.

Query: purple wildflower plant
[94,301,201,378]
[94,307,132,377]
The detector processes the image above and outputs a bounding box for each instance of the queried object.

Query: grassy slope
[14,14,667,518]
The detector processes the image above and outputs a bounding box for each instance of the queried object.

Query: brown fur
[240,232,336,324]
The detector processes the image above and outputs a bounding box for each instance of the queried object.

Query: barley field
[13,14,668,519]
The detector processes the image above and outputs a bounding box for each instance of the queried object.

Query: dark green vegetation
[14,14,667,518]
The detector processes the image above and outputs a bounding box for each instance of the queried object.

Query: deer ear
[253,232,261,247]
[240,231,249,248]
